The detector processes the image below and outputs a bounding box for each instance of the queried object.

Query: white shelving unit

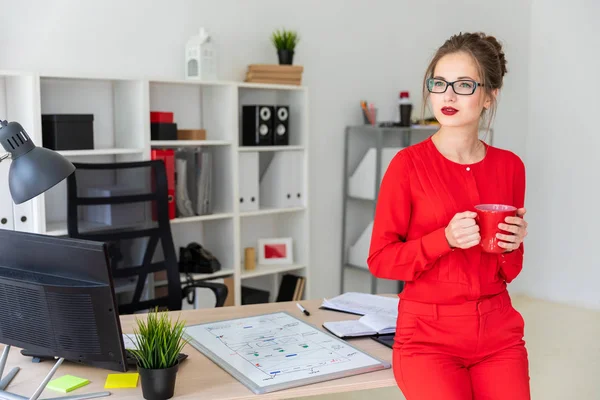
[0,69,310,307]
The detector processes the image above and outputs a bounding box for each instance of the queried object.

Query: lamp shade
[0,120,75,204]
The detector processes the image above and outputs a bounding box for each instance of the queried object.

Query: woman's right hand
[445,211,480,249]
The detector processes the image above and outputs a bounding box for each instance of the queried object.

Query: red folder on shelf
[151,149,176,220]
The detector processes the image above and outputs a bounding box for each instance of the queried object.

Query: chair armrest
[182,280,228,307]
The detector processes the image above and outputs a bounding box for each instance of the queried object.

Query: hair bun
[481,34,507,77]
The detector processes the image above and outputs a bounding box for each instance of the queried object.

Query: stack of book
[245,64,303,86]
[276,274,306,302]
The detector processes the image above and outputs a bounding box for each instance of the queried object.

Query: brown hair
[421,32,508,135]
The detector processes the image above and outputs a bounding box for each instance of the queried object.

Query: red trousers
[393,290,530,400]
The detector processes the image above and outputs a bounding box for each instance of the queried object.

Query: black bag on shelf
[178,242,221,274]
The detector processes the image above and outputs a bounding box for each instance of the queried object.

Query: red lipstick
[441,107,458,116]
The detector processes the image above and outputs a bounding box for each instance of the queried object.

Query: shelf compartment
[238,151,305,212]
[259,151,305,209]
[240,212,308,267]
[39,76,147,152]
[149,81,235,142]
[238,87,307,147]
[43,155,153,237]
[171,218,235,274]
[162,145,234,219]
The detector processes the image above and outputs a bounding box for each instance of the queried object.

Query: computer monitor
[0,229,128,373]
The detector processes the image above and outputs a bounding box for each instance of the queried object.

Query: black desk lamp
[0,120,75,204]
[0,122,80,399]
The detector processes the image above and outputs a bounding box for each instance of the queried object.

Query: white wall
[509,0,600,310]
[0,0,531,300]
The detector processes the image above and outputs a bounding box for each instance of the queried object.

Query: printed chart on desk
[183,312,390,394]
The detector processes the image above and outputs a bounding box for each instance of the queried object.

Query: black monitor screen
[0,229,127,372]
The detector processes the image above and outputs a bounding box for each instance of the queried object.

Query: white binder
[348,220,374,269]
[260,152,300,209]
[348,147,403,200]
[0,158,33,232]
[13,200,33,232]
[239,152,259,212]
[287,151,304,207]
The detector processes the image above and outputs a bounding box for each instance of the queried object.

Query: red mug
[475,204,517,253]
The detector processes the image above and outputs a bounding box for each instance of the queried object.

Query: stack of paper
[47,375,90,393]
[321,292,399,317]
[104,373,139,389]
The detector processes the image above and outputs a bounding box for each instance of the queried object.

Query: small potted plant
[128,308,187,400]
[271,28,300,65]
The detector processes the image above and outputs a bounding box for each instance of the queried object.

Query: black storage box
[241,286,270,305]
[151,122,178,140]
[42,114,94,151]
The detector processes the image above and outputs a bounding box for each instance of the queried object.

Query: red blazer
[367,137,525,304]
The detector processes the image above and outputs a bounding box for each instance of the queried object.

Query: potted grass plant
[271,28,299,65]
[128,308,187,400]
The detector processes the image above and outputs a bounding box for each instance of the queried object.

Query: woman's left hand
[497,207,528,252]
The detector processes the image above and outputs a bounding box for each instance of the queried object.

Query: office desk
[2,294,600,400]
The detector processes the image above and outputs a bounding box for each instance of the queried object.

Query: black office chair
[66,160,228,314]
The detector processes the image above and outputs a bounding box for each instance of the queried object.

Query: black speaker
[273,106,289,145]
[242,105,273,146]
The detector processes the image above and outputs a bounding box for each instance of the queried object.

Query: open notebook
[322,313,396,338]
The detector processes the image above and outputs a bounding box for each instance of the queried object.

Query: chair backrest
[66,160,183,314]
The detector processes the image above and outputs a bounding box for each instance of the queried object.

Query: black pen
[296,302,310,316]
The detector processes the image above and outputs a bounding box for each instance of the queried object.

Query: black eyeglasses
[426,78,484,95]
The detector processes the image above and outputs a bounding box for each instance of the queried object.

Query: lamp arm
[0,153,9,163]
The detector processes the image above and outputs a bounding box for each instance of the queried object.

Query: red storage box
[150,111,174,123]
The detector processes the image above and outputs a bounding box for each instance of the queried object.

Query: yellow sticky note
[104,373,139,389]
[47,375,90,393]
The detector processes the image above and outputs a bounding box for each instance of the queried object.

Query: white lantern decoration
[185,27,217,81]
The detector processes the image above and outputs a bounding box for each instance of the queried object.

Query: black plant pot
[278,49,294,65]
[138,362,179,400]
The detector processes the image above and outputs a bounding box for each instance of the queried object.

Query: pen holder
[362,108,377,126]
[244,247,256,271]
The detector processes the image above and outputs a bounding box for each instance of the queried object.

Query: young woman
[367,32,530,400]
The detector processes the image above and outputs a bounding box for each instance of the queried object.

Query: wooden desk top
[1,297,396,400]
[2,293,600,399]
